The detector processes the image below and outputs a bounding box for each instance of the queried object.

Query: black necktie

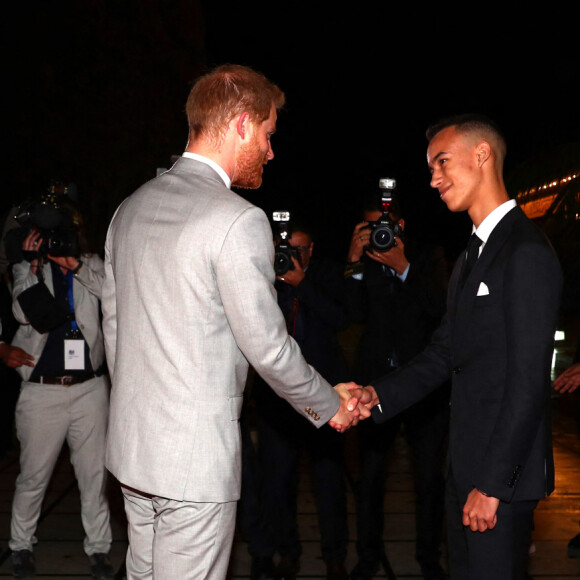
[460,233,482,288]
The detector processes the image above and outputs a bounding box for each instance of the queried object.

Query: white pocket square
[477,282,490,296]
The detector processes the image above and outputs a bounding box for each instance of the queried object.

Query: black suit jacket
[372,206,563,503]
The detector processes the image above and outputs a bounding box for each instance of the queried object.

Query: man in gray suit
[102,64,370,580]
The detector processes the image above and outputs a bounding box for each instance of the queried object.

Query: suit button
[452,366,462,374]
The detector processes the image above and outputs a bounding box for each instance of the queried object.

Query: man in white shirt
[102,64,371,580]
[363,114,562,579]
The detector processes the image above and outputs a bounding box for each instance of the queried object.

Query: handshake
[328,383,379,433]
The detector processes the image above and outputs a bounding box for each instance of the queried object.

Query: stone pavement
[0,326,578,579]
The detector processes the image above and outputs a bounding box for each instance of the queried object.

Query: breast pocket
[473,294,498,307]
[473,282,501,308]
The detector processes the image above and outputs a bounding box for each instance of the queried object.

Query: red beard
[233,136,267,189]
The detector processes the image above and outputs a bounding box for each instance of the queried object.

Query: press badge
[64,339,85,370]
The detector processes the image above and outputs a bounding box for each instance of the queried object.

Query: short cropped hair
[186,64,285,146]
[426,113,507,163]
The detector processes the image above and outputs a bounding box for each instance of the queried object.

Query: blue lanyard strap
[65,270,79,332]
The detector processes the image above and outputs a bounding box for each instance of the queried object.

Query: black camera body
[4,192,80,263]
[272,210,298,276]
[367,177,401,252]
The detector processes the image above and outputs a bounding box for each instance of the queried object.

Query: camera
[272,210,298,276]
[366,177,402,252]
[3,185,81,263]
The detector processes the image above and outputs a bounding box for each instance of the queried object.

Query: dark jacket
[276,256,349,385]
[344,238,448,384]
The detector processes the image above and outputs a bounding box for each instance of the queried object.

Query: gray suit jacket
[102,157,340,502]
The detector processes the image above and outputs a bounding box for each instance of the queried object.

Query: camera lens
[274,251,291,276]
[371,225,396,252]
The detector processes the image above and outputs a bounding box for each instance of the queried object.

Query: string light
[517,174,579,220]
[517,173,578,199]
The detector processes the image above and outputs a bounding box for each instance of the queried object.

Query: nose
[266,141,274,161]
[430,168,441,189]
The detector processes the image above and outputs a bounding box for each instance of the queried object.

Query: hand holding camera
[276,255,305,286]
[365,178,402,252]
[272,211,297,276]
[349,178,406,268]
[347,221,372,263]
[5,186,81,265]
[22,230,81,274]
[365,234,409,275]
[22,230,43,266]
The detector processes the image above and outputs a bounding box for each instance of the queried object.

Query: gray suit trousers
[122,485,237,580]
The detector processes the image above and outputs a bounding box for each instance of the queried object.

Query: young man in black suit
[362,114,563,579]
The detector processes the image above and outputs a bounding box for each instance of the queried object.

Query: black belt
[29,372,100,386]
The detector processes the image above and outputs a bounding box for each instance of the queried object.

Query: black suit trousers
[445,466,537,580]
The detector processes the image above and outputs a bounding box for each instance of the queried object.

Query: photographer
[7,202,113,579]
[345,191,450,580]
[245,219,351,580]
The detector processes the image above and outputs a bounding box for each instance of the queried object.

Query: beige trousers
[9,375,112,555]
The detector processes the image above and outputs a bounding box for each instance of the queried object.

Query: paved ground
[0,320,578,579]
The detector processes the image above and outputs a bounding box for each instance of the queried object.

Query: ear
[397,218,405,231]
[476,141,492,168]
[236,112,250,139]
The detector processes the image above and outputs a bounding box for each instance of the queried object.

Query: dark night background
[5,1,579,265]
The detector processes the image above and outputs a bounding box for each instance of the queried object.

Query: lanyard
[65,270,79,332]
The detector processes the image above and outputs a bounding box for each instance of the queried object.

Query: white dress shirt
[473,199,517,256]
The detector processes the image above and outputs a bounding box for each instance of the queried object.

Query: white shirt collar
[474,199,517,245]
[182,152,232,189]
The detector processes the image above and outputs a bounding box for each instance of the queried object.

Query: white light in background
[552,330,567,377]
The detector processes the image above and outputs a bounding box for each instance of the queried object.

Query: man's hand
[348,384,380,411]
[365,236,410,275]
[48,255,81,273]
[276,257,305,287]
[328,383,378,433]
[347,221,371,263]
[328,382,366,433]
[337,383,380,419]
[554,362,580,394]
[22,230,43,267]
[0,343,35,368]
[462,488,500,532]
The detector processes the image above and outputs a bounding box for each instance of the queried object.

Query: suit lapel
[451,206,521,347]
